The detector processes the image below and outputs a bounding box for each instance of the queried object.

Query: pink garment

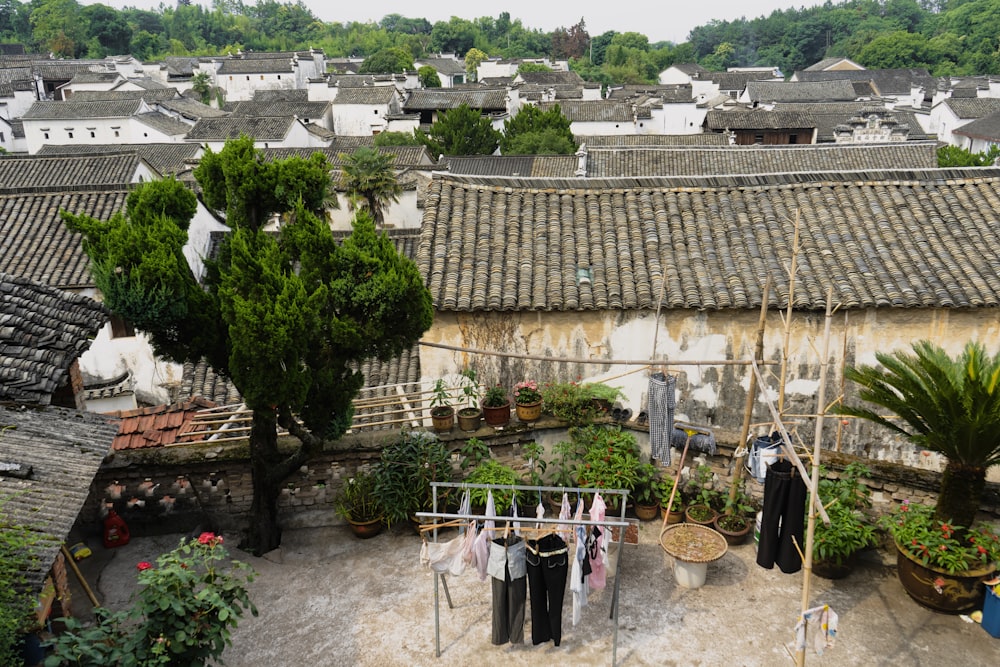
[570,498,588,626]
[588,492,607,591]
[420,520,476,576]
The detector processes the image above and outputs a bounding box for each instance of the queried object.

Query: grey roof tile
[952,110,1000,141]
[184,116,295,141]
[705,109,816,130]
[416,169,1000,312]
[332,87,398,105]
[134,111,192,136]
[69,88,178,102]
[228,100,331,118]
[216,57,294,74]
[0,273,109,404]
[746,79,857,103]
[537,100,651,122]
[792,68,937,96]
[0,404,117,596]
[35,143,200,175]
[404,88,508,111]
[942,97,1000,119]
[446,155,579,177]
[22,99,143,120]
[0,153,142,191]
[579,134,731,147]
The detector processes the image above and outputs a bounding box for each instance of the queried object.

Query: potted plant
[456,369,483,432]
[683,464,720,526]
[658,478,684,524]
[458,436,490,473]
[482,384,511,427]
[632,463,663,520]
[429,378,454,433]
[513,380,543,422]
[545,437,586,511]
[712,482,756,545]
[521,441,548,489]
[573,425,643,512]
[465,458,521,514]
[373,430,453,530]
[842,340,1000,612]
[333,469,384,538]
[811,462,877,579]
[583,382,624,415]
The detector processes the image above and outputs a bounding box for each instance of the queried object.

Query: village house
[413,56,468,88]
[928,96,1000,146]
[535,99,655,136]
[329,85,409,135]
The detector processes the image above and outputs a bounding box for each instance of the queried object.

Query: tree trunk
[935,460,986,529]
[242,409,306,556]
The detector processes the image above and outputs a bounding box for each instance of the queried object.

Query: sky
[89,1,825,45]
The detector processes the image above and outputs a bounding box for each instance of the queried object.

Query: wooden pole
[795,288,835,667]
[778,210,801,415]
[835,311,849,452]
[730,277,771,502]
[61,544,100,608]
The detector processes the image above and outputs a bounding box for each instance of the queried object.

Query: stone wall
[78,418,1000,542]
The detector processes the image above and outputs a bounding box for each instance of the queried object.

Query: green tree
[842,340,1000,529]
[374,130,424,147]
[500,104,576,155]
[81,3,131,55]
[63,138,433,555]
[191,70,212,105]
[30,0,87,57]
[517,62,551,74]
[464,47,488,82]
[359,46,414,73]
[421,103,501,156]
[937,144,1000,167]
[129,29,163,61]
[417,64,441,87]
[337,147,402,227]
[430,16,476,54]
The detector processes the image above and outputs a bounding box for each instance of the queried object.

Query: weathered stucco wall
[421,307,1000,473]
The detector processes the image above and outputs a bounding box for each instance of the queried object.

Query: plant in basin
[483,385,510,409]
[573,425,642,508]
[333,468,383,524]
[457,369,482,418]
[841,340,1000,610]
[465,458,521,514]
[812,462,877,574]
[683,464,721,523]
[513,380,542,405]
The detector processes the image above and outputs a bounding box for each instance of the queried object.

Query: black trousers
[756,459,806,574]
[491,540,526,645]
[526,534,569,646]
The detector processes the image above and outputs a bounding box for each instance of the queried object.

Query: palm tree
[842,340,1000,528]
[191,71,212,106]
[338,147,401,228]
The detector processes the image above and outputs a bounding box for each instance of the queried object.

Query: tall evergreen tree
[421,103,500,156]
[63,137,433,555]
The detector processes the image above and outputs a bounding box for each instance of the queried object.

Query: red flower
[198,532,216,544]
[137,561,153,571]
[979,546,988,555]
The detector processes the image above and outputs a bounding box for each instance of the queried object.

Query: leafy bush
[374,430,453,528]
[45,534,256,666]
[465,459,520,513]
[1,498,39,666]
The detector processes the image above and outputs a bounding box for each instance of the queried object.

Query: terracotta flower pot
[456,407,482,432]
[895,541,996,614]
[482,402,511,427]
[345,516,383,539]
[430,406,454,433]
[684,504,718,526]
[713,513,752,546]
[635,502,660,521]
[515,400,542,422]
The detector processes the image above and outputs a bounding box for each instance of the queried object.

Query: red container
[102,509,131,548]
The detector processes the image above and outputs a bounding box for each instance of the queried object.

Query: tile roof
[163,57,199,78]
[107,397,220,450]
[70,88,178,102]
[746,79,857,103]
[184,115,296,141]
[416,168,1000,312]
[952,111,1000,141]
[134,111,193,136]
[804,57,862,71]
[404,88,508,111]
[32,60,113,80]
[941,97,1000,119]
[257,145,435,168]
[157,96,230,119]
[579,134,731,146]
[606,84,693,103]
[773,102,930,141]
[705,109,817,130]
[35,143,200,175]
[228,100,331,118]
[0,273,109,404]
[332,86,398,105]
[216,57,294,74]
[22,99,145,120]
[671,63,710,76]
[253,88,309,101]
[327,74,383,87]
[583,143,937,176]
[709,71,778,91]
[0,153,142,191]
[120,77,171,90]
[792,68,936,96]
[517,71,584,86]
[446,155,579,177]
[417,57,466,75]
[0,188,129,289]
[66,71,120,84]
[0,404,117,596]
[537,100,650,122]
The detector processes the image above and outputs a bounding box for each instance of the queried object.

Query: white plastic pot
[673,559,708,589]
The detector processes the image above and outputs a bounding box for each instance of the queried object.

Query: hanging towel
[569,498,589,625]
[472,491,497,582]
[794,604,838,656]
[648,372,676,464]
[587,492,608,591]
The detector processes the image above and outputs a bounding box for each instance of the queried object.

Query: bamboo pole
[777,210,801,415]
[420,340,779,367]
[729,277,771,502]
[835,310,849,452]
[61,544,100,607]
[795,288,835,667]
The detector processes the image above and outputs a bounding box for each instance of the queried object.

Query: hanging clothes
[569,498,590,626]
[471,491,496,582]
[488,532,526,645]
[794,605,838,656]
[419,490,475,576]
[756,459,807,574]
[526,532,569,646]
[587,492,608,591]
[648,372,677,464]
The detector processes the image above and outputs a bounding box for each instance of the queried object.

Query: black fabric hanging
[648,372,676,464]
[755,459,806,574]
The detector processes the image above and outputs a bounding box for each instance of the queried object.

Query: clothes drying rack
[416,481,633,666]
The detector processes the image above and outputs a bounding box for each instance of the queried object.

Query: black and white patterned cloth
[648,372,676,464]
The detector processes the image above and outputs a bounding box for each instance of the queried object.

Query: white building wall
[332,104,390,136]
[327,190,421,231]
[216,70,297,102]
[569,119,642,136]
[651,104,707,134]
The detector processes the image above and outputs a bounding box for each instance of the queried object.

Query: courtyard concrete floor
[65,518,1000,667]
